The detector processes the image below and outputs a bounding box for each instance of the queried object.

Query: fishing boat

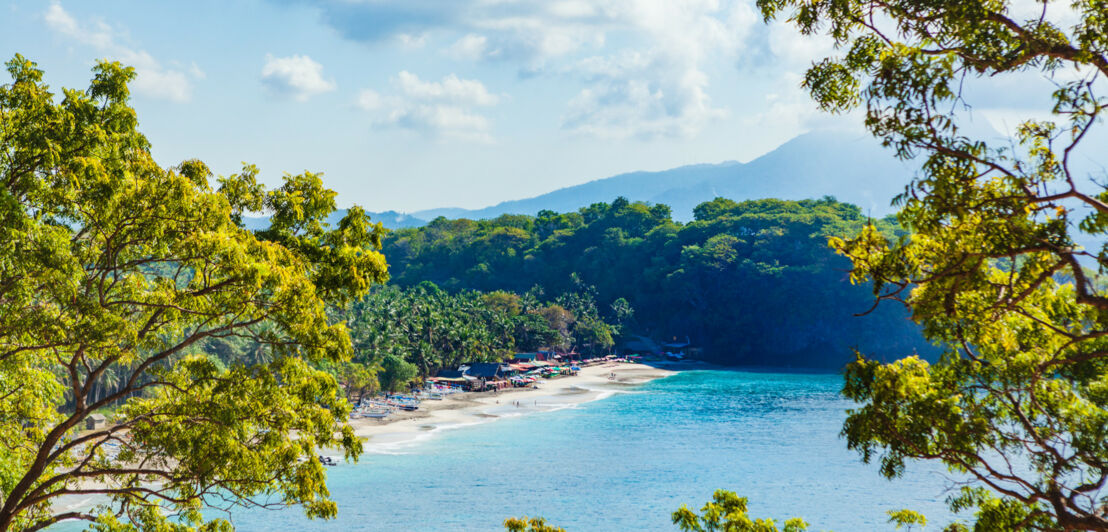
[362,408,391,419]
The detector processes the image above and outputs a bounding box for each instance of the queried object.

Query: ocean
[217,369,963,531]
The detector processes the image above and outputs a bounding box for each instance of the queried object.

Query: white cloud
[447,34,491,61]
[558,1,756,139]
[357,89,384,111]
[260,54,337,101]
[394,71,498,106]
[43,2,199,103]
[357,71,499,142]
[188,62,206,80]
[563,50,727,139]
[293,0,759,139]
[396,33,429,49]
[765,20,836,68]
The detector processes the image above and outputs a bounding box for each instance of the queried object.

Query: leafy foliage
[503,516,567,532]
[343,284,615,382]
[758,0,1108,529]
[505,491,809,532]
[888,509,927,531]
[672,490,808,532]
[378,354,419,392]
[0,56,387,531]
[384,196,929,367]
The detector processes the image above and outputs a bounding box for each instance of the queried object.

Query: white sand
[340,362,678,455]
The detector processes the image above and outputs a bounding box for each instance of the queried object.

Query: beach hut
[436,369,466,379]
[85,413,107,431]
[431,369,476,390]
[464,362,505,380]
[465,362,512,390]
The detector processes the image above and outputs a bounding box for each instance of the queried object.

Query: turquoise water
[219,369,963,531]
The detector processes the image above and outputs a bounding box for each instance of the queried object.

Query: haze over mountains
[412,130,914,223]
[245,129,917,230]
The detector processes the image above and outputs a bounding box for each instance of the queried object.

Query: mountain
[241,209,425,231]
[412,160,746,222]
[411,129,915,222]
[239,130,915,230]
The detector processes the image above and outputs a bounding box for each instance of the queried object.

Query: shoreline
[47,361,697,521]
[339,361,693,455]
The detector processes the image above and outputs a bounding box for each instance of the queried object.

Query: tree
[483,290,523,316]
[672,490,808,532]
[382,195,923,368]
[537,305,575,349]
[609,297,634,334]
[503,516,566,532]
[888,509,928,531]
[0,56,388,531]
[504,491,807,532]
[758,0,1108,528]
[377,354,418,393]
[333,361,379,404]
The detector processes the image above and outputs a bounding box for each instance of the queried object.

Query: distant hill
[412,129,915,222]
[241,210,425,231]
[412,160,747,222]
[240,130,916,230]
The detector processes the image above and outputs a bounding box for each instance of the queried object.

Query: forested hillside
[199,284,619,398]
[383,196,933,368]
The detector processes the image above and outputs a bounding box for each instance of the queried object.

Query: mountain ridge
[244,129,915,230]
[410,129,913,223]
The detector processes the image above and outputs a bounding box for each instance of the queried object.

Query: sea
[215,368,965,531]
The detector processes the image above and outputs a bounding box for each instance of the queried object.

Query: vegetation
[503,517,567,532]
[0,56,388,531]
[672,491,808,532]
[340,283,616,386]
[505,491,807,532]
[384,196,930,367]
[757,0,1108,529]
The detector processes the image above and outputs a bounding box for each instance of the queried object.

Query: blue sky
[0,1,1091,213]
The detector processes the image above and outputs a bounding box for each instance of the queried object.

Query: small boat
[362,408,391,419]
[318,455,339,467]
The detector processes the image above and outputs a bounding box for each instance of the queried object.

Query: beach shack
[511,352,541,363]
[661,336,701,360]
[464,362,510,391]
[85,413,107,431]
[430,369,474,391]
[509,362,535,373]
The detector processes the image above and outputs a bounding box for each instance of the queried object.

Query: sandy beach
[341,362,679,455]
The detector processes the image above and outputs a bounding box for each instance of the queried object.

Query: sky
[0,1,1096,213]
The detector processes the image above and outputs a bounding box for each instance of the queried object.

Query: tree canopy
[342,283,616,382]
[0,56,388,531]
[384,196,929,368]
[757,0,1108,528]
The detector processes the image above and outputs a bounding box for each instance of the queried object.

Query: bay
[222,369,964,531]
